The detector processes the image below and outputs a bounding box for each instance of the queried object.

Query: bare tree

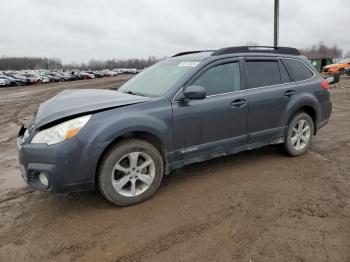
[0,56,164,71]
[299,42,343,59]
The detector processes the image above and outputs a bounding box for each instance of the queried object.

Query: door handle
[231,99,247,107]
[284,90,296,97]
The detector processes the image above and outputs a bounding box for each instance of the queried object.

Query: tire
[98,139,164,206]
[284,112,314,156]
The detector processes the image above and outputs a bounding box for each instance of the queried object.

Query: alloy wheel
[290,119,311,151]
[111,152,155,197]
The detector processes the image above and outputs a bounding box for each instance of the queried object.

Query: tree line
[0,57,63,71]
[299,41,343,59]
[0,56,163,71]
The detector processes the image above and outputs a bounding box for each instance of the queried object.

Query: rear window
[284,59,314,81]
[246,61,281,88]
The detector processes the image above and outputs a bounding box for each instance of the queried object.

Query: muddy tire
[284,112,314,156]
[98,139,164,206]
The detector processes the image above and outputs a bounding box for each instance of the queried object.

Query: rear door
[244,57,295,144]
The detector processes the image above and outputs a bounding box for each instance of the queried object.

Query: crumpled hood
[35,89,151,127]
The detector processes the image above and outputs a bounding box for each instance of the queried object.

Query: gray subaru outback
[17,46,334,206]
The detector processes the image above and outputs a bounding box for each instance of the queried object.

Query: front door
[172,60,248,161]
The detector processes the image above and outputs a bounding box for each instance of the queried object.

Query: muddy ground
[0,76,349,261]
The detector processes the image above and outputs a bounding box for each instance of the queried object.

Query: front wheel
[284,112,314,156]
[98,139,164,206]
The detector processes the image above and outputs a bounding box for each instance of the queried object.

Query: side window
[192,62,240,96]
[279,61,291,83]
[284,59,314,81]
[246,61,281,88]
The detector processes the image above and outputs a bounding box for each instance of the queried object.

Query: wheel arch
[286,104,318,135]
[95,130,167,186]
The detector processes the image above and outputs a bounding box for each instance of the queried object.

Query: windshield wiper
[124,90,145,97]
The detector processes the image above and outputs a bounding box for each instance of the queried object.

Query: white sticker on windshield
[178,62,199,67]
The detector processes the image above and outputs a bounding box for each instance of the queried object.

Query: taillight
[320,79,330,90]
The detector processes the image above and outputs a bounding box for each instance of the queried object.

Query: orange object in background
[323,58,350,74]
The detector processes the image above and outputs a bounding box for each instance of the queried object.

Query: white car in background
[0,78,10,87]
[33,73,50,83]
[114,68,138,74]
[21,73,41,84]
[102,70,119,76]
[80,71,95,79]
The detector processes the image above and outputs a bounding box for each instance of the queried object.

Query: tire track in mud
[40,204,244,261]
[0,188,34,204]
[114,205,239,262]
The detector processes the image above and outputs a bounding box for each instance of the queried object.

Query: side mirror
[325,72,340,85]
[183,85,206,100]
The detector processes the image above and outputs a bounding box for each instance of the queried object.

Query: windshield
[119,60,199,97]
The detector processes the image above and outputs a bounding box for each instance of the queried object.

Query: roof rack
[211,46,301,56]
[171,50,215,58]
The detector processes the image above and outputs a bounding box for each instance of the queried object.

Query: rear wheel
[284,112,314,156]
[98,139,164,206]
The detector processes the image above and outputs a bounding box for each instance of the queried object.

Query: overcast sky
[1,0,348,63]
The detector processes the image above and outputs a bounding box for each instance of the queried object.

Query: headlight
[31,115,91,145]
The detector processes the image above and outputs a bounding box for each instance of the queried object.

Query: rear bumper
[317,100,332,131]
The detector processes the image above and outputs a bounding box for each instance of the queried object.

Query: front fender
[96,116,170,147]
[79,99,173,152]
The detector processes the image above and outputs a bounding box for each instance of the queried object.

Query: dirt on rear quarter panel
[0,75,350,261]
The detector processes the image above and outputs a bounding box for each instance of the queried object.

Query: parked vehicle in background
[0,78,10,87]
[30,73,50,84]
[43,73,61,82]
[87,71,103,78]
[80,71,95,79]
[3,74,27,85]
[53,72,68,81]
[65,72,79,81]
[17,46,336,206]
[0,75,22,86]
[0,67,129,88]
[12,74,30,85]
[344,66,350,76]
[116,68,138,74]
[323,58,350,74]
[21,73,41,84]
[103,70,118,77]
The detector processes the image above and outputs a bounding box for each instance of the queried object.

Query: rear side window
[246,61,281,88]
[279,62,291,84]
[284,59,314,81]
[192,62,240,96]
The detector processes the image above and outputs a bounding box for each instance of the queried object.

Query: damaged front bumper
[17,125,108,193]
